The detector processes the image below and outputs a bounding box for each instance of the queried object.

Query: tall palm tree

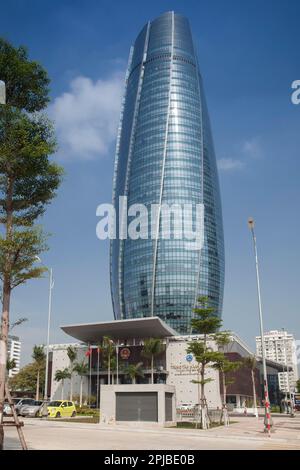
[32,345,46,400]
[67,346,77,401]
[243,355,258,417]
[73,361,88,407]
[102,336,114,384]
[142,338,163,384]
[54,368,71,400]
[124,362,144,384]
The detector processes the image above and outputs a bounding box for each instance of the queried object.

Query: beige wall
[100,384,176,427]
[166,336,222,408]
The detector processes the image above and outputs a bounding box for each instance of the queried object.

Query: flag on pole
[85,347,92,357]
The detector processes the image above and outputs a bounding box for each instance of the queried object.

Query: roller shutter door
[165,392,173,421]
[116,392,158,421]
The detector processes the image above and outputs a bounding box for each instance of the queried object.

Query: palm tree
[124,362,144,384]
[142,338,163,384]
[73,361,88,407]
[102,336,115,384]
[243,355,258,417]
[67,346,77,401]
[32,345,46,400]
[54,368,71,400]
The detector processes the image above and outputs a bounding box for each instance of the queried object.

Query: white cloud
[49,73,124,160]
[217,158,244,171]
[242,138,263,159]
[218,138,263,172]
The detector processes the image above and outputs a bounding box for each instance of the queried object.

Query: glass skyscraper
[110,11,224,334]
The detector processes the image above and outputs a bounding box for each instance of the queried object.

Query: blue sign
[186,354,193,362]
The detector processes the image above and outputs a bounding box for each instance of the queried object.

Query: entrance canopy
[61,317,177,344]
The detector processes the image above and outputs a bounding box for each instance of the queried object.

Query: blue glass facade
[110,12,224,333]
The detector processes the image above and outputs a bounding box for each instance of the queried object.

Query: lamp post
[35,257,53,401]
[44,267,53,400]
[248,218,272,436]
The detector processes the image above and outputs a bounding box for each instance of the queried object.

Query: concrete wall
[49,344,88,402]
[100,384,176,427]
[166,336,222,409]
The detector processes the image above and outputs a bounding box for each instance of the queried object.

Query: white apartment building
[256,330,299,393]
[7,335,21,377]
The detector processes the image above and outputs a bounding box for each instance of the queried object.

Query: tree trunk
[70,372,73,401]
[79,377,83,408]
[36,369,40,401]
[0,280,10,450]
[0,177,13,450]
[61,380,64,400]
[133,376,136,385]
[151,355,154,384]
[222,371,226,405]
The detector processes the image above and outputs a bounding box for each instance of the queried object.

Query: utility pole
[248,218,272,436]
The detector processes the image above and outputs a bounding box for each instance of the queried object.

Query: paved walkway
[4,414,300,450]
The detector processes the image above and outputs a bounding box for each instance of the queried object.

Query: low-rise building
[46,318,284,411]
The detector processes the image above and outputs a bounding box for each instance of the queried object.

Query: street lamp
[248,218,272,436]
[35,256,54,401]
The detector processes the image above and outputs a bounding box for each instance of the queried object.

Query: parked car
[177,403,193,411]
[15,398,36,416]
[4,398,31,416]
[20,400,45,417]
[3,401,12,416]
[47,400,76,418]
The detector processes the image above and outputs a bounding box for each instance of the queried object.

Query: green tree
[9,362,45,394]
[67,346,77,401]
[73,361,89,407]
[6,358,16,375]
[0,38,63,449]
[213,358,241,407]
[243,355,259,416]
[54,368,71,401]
[142,338,163,384]
[0,38,50,111]
[214,331,241,407]
[186,296,224,429]
[124,362,144,384]
[296,379,300,393]
[32,345,45,400]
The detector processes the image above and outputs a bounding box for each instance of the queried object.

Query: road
[4,414,300,450]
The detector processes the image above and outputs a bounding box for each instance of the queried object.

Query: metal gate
[116,392,158,422]
[165,393,173,421]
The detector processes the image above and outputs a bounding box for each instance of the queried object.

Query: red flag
[85,348,91,357]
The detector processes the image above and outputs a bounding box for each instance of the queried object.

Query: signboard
[294,393,300,405]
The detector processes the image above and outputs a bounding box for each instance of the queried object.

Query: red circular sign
[120,347,131,360]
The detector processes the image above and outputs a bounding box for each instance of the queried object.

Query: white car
[177,403,193,411]
[3,402,12,416]
[20,400,44,417]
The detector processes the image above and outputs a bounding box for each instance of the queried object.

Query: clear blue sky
[2,0,300,364]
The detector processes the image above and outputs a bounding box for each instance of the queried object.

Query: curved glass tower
[110,11,224,333]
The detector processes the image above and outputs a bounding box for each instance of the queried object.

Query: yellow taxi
[47,400,76,418]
